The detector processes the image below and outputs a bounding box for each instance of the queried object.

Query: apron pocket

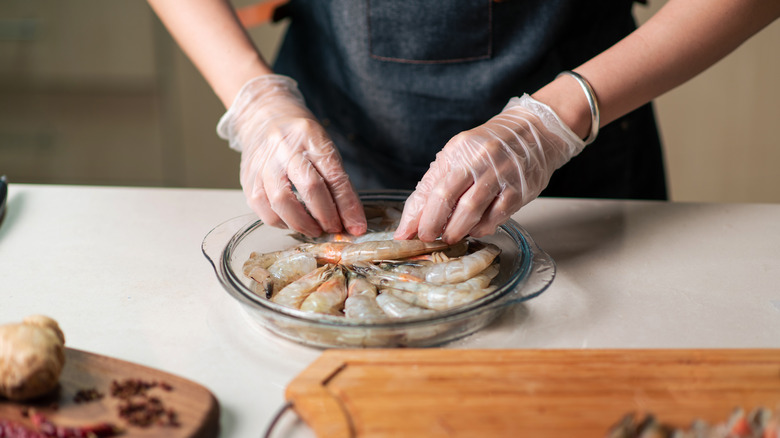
[367,0,492,63]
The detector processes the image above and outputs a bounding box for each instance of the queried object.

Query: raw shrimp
[349,260,424,280]
[246,241,349,266]
[372,264,500,310]
[266,253,318,297]
[461,263,500,289]
[388,285,497,311]
[340,239,451,264]
[344,274,388,321]
[301,266,348,315]
[296,242,350,264]
[271,265,333,309]
[243,251,283,297]
[415,240,469,261]
[244,265,274,298]
[376,260,431,278]
[247,238,444,267]
[245,252,317,298]
[289,232,357,244]
[382,242,499,284]
[243,250,285,272]
[352,231,396,243]
[381,239,468,266]
[291,230,399,245]
[422,242,501,284]
[371,270,480,295]
[376,290,436,318]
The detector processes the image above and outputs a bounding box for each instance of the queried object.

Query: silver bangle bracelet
[556,70,600,145]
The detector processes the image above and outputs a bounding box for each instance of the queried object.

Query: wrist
[216,56,274,108]
[531,75,595,142]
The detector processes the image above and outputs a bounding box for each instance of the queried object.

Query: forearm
[534,0,780,140]
[147,0,273,107]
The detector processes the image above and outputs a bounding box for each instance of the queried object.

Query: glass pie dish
[202,191,555,348]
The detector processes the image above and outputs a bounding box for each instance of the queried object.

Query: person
[147,0,779,243]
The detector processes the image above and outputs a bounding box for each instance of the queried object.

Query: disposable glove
[217,75,366,237]
[394,94,586,243]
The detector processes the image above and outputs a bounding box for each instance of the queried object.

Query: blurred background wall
[1,1,778,203]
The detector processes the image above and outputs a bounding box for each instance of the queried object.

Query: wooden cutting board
[285,349,780,437]
[0,348,219,437]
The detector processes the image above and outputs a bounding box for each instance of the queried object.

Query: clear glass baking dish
[202,191,555,348]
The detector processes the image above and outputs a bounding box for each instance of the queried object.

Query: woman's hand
[394,94,585,243]
[218,75,367,237]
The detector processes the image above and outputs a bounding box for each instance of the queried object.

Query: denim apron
[273,0,667,200]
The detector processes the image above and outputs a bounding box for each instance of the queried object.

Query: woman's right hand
[218,75,366,237]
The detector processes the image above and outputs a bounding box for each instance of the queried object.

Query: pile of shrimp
[241,205,502,322]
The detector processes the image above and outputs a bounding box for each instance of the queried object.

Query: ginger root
[0,315,66,401]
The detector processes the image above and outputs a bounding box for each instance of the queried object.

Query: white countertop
[1,184,779,437]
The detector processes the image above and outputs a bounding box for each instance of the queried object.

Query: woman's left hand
[394,94,586,243]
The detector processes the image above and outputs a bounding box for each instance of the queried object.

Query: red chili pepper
[730,416,752,436]
[6,412,121,438]
[0,419,47,438]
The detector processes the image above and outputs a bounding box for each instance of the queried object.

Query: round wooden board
[0,348,219,437]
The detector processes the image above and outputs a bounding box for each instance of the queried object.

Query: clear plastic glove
[217,75,366,237]
[394,94,586,243]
